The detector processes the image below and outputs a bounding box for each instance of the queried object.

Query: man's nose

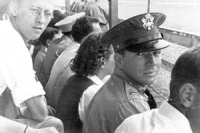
[146,53,157,68]
[36,12,46,24]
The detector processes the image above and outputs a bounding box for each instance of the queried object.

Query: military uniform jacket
[84,73,152,133]
[40,36,72,87]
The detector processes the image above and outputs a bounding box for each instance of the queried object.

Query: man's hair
[38,27,58,47]
[71,16,99,43]
[48,12,67,29]
[53,10,62,18]
[169,46,200,102]
[71,31,113,76]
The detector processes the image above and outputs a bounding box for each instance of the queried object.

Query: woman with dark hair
[57,31,115,133]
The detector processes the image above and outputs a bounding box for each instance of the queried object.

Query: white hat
[55,12,85,32]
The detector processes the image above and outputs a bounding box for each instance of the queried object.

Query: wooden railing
[160,27,200,48]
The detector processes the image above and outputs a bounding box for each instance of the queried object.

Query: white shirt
[0,16,45,107]
[78,75,104,121]
[115,102,193,133]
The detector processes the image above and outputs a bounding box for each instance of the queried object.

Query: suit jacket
[45,42,79,108]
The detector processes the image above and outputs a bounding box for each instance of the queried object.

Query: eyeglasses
[29,8,53,21]
[16,3,53,21]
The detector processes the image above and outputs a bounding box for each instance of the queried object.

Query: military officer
[83,12,170,133]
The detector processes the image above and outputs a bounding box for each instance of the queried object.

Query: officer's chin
[30,34,41,41]
[142,77,156,86]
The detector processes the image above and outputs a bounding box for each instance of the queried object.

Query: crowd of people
[1,0,200,133]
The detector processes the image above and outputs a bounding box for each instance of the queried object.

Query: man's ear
[46,39,51,46]
[8,2,18,16]
[180,83,197,108]
[114,53,123,69]
[100,57,105,69]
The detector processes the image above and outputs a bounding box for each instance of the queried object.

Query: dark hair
[38,27,58,47]
[71,32,112,76]
[71,16,99,43]
[169,46,200,102]
[48,13,67,29]
[62,31,72,36]
[53,10,62,18]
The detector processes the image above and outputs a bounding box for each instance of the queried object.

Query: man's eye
[45,12,51,17]
[153,51,161,56]
[136,52,143,56]
[30,8,38,12]
[30,8,39,14]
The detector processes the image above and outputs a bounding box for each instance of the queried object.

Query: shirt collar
[158,102,191,129]
[87,75,104,87]
[113,69,147,93]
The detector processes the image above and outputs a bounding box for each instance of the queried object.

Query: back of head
[71,31,112,76]
[71,16,99,43]
[169,46,200,102]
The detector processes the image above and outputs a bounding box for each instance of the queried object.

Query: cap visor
[127,40,170,52]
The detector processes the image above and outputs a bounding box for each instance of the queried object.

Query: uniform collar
[113,68,147,93]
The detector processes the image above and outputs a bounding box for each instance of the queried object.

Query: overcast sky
[55,0,65,6]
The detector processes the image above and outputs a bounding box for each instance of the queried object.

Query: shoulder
[115,110,156,133]
[62,75,94,91]
[0,20,24,50]
[87,81,120,115]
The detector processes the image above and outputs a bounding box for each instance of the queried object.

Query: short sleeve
[0,26,45,107]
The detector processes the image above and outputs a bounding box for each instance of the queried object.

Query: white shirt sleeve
[0,21,45,107]
[78,85,97,121]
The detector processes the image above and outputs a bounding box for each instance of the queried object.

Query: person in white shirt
[0,0,64,132]
[115,46,200,133]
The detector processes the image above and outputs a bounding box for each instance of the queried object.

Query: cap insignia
[116,44,120,49]
[141,13,154,30]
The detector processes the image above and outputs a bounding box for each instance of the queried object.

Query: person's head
[72,16,101,43]
[55,12,86,37]
[8,0,55,41]
[48,12,67,29]
[71,31,115,78]
[38,27,58,48]
[100,13,169,86]
[169,46,200,133]
[48,13,66,38]
[53,9,62,18]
